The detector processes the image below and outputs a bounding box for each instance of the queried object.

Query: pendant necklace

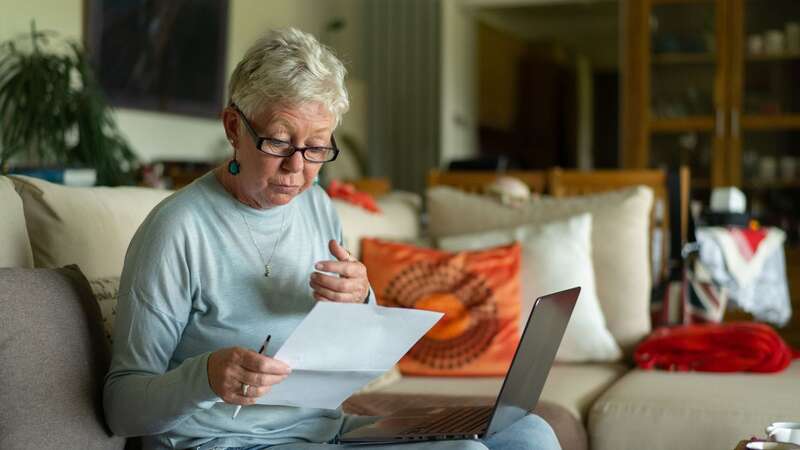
[239,208,288,277]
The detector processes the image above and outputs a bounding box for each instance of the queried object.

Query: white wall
[440,0,479,168]
[0,0,359,164]
[318,0,369,166]
[0,0,82,44]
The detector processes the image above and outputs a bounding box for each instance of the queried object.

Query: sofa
[1,173,798,450]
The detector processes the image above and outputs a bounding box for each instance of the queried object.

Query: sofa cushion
[375,362,629,422]
[427,186,654,354]
[439,213,622,363]
[333,191,421,259]
[0,176,33,268]
[588,362,800,450]
[539,363,630,421]
[0,266,125,450]
[88,276,121,344]
[10,175,172,279]
[362,238,522,376]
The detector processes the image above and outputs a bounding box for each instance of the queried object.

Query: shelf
[741,114,800,130]
[651,0,715,4]
[746,52,800,62]
[650,116,715,132]
[693,178,711,189]
[652,53,716,65]
[741,180,800,190]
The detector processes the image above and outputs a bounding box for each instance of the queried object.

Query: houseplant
[0,22,137,185]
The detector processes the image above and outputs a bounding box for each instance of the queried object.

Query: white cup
[786,22,800,53]
[765,30,786,55]
[780,156,796,180]
[767,422,800,445]
[760,156,778,181]
[749,34,765,54]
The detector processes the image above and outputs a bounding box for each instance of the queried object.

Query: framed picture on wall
[84,0,229,118]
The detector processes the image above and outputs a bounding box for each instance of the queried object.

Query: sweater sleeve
[103,201,220,437]
[103,291,220,437]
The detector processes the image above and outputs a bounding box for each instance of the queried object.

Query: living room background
[0,0,482,180]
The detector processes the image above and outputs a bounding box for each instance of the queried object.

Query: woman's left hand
[310,240,370,303]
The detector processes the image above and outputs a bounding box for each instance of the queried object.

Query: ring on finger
[242,383,249,396]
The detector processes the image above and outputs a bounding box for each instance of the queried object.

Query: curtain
[364,0,442,194]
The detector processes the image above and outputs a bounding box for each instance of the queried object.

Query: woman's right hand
[207,347,292,405]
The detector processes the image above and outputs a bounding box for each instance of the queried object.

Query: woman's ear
[222,106,240,146]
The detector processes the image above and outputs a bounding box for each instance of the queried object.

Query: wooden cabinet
[625,0,800,189]
[624,0,800,343]
[624,0,727,188]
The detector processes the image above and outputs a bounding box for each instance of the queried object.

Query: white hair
[228,28,349,127]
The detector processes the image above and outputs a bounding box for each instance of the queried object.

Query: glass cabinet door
[732,0,800,246]
[648,0,726,191]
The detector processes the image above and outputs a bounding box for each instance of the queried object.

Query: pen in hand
[232,335,271,420]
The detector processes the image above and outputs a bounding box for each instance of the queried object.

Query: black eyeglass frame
[231,104,340,163]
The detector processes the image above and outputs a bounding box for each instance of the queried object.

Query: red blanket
[635,322,800,373]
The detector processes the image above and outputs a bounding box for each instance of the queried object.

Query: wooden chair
[427,170,548,195]
[349,177,392,197]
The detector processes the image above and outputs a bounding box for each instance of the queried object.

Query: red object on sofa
[634,322,799,373]
[325,179,381,213]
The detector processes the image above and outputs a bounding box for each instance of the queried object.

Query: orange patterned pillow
[361,238,521,376]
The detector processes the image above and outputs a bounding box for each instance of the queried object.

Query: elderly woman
[104,28,561,450]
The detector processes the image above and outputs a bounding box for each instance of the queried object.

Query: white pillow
[10,175,173,279]
[439,213,622,362]
[428,185,653,354]
[0,176,33,268]
[333,191,421,259]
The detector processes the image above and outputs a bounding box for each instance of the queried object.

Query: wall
[0,0,362,164]
[440,0,479,168]
[1,0,476,175]
[0,0,82,44]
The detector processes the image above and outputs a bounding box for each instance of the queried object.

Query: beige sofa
[1,174,798,450]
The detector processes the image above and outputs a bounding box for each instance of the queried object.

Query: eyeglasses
[232,104,339,163]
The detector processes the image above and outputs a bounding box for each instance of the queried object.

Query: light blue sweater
[104,172,366,449]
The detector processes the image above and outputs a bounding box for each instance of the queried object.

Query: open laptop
[339,286,580,444]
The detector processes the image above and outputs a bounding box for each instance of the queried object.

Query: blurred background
[1,0,798,248]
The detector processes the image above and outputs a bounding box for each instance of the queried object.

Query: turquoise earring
[227,159,240,175]
[227,138,240,175]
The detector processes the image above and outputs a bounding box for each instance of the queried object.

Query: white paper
[254,302,442,409]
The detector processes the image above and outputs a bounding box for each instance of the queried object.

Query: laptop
[339,286,580,444]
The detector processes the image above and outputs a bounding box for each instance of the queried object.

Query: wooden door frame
[711,0,732,188]
[727,0,744,187]
[621,0,651,169]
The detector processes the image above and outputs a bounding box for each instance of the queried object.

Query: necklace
[239,208,288,277]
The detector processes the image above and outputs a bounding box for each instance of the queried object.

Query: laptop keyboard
[400,406,493,436]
